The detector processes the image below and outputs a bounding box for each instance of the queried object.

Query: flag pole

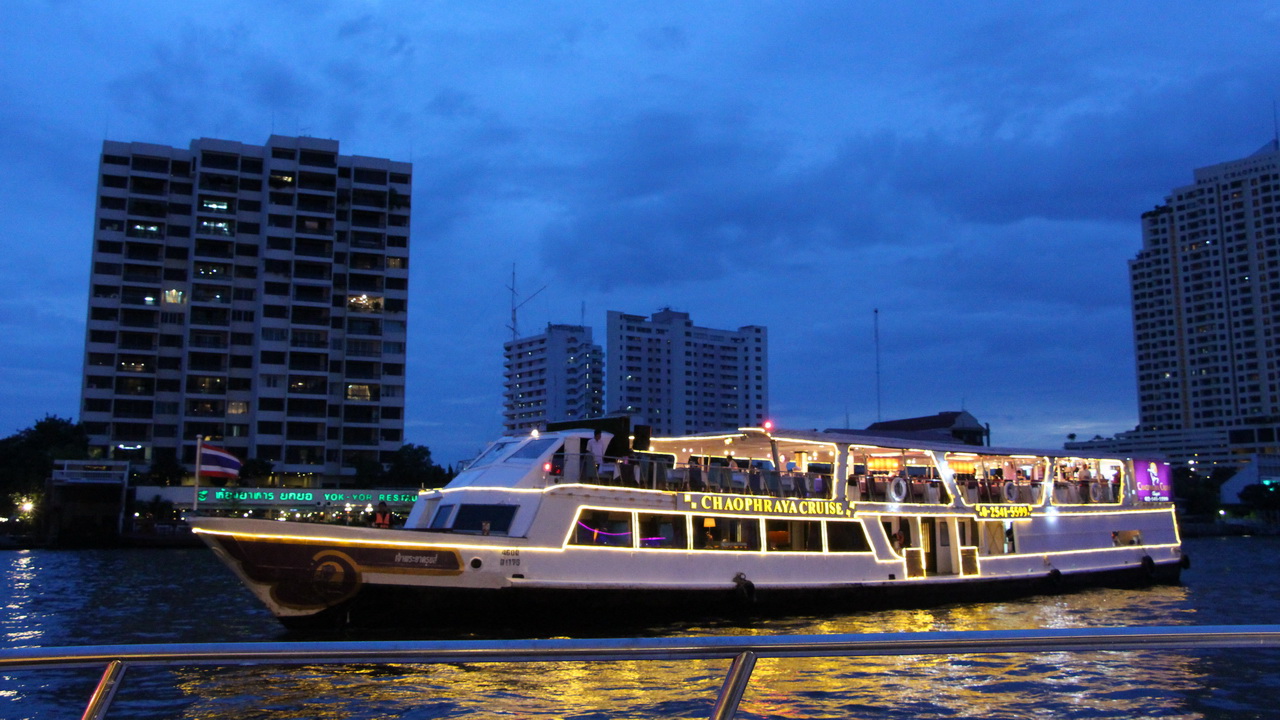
[192,434,203,514]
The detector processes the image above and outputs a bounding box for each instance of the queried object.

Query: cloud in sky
[1,1,1278,463]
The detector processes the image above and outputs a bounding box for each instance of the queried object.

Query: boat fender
[733,572,756,605]
[1002,481,1018,504]
[1141,555,1156,580]
[1089,482,1106,503]
[888,477,908,503]
[1047,568,1062,588]
[1180,552,1191,570]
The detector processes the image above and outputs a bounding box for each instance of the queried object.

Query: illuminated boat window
[825,521,872,552]
[637,513,688,549]
[765,519,822,552]
[572,509,633,547]
[693,516,760,551]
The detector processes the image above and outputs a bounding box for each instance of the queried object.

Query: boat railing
[587,456,836,499]
[576,459,1127,509]
[849,473,951,504]
[4,625,1279,720]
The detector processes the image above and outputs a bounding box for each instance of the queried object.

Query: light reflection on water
[1,536,1278,719]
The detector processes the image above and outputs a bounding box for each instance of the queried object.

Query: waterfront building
[502,323,604,432]
[862,411,989,446]
[79,135,411,483]
[1076,139,1280,469]
[605,309,768,436]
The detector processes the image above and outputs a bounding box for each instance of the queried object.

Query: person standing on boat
[587,429,608,481]
[373,501,393,529]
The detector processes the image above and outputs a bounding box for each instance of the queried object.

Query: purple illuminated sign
[1135,459,1172,502]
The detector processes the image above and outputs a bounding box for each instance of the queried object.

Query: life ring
[1089,482,1107,503]
[888,477,908,502]
[1002,481,1018,503]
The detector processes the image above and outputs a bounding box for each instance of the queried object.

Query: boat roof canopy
[643,427,1137,463]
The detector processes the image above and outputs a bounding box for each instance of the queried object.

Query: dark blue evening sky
[1,2,1278,465]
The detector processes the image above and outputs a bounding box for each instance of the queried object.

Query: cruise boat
[189,426,1187,629]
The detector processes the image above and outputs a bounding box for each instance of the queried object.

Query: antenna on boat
[874,308,882,422]
[507,264,546,343]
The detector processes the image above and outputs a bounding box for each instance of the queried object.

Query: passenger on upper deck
[587,430,607,466]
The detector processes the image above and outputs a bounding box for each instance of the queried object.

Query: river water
[2,535,1278,719]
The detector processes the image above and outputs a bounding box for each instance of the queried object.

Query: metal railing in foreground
[3,625,1278,720]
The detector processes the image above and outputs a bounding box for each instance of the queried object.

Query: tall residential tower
[1119,139,1280,464]
[80,135,411,481]
[606,309,768,436]
[502,323,604,432]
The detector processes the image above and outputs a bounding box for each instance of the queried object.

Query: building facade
[502,324,604,432]
[1111,139,1280,467]
[605,309,768,436]
[80,135,411,482]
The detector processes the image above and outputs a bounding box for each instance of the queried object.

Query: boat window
[451,504,517,535]
[693,515,760,551]
[638,513,688,549]
[428,503,455,530]
[765,519,822,552]
[571,509,632,547]
[467,439,521,469]
[826,521,871,552]
[509,437,560,462]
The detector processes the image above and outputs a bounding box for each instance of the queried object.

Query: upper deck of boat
[501,426,1147,509]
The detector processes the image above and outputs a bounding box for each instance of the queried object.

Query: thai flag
[200,443,242,478]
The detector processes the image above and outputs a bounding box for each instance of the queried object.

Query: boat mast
[506,264,546,344]
[874,308,882,422]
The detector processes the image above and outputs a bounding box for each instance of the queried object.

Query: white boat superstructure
[190,426,1186,628]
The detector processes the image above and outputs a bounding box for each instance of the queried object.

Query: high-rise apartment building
[80,135,411,481]
[502,324,604,432]
[606,309,768,436]
[1099,139,1280,466]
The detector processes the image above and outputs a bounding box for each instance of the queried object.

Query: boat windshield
[467,439,522,469]
[508,437,559,462]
